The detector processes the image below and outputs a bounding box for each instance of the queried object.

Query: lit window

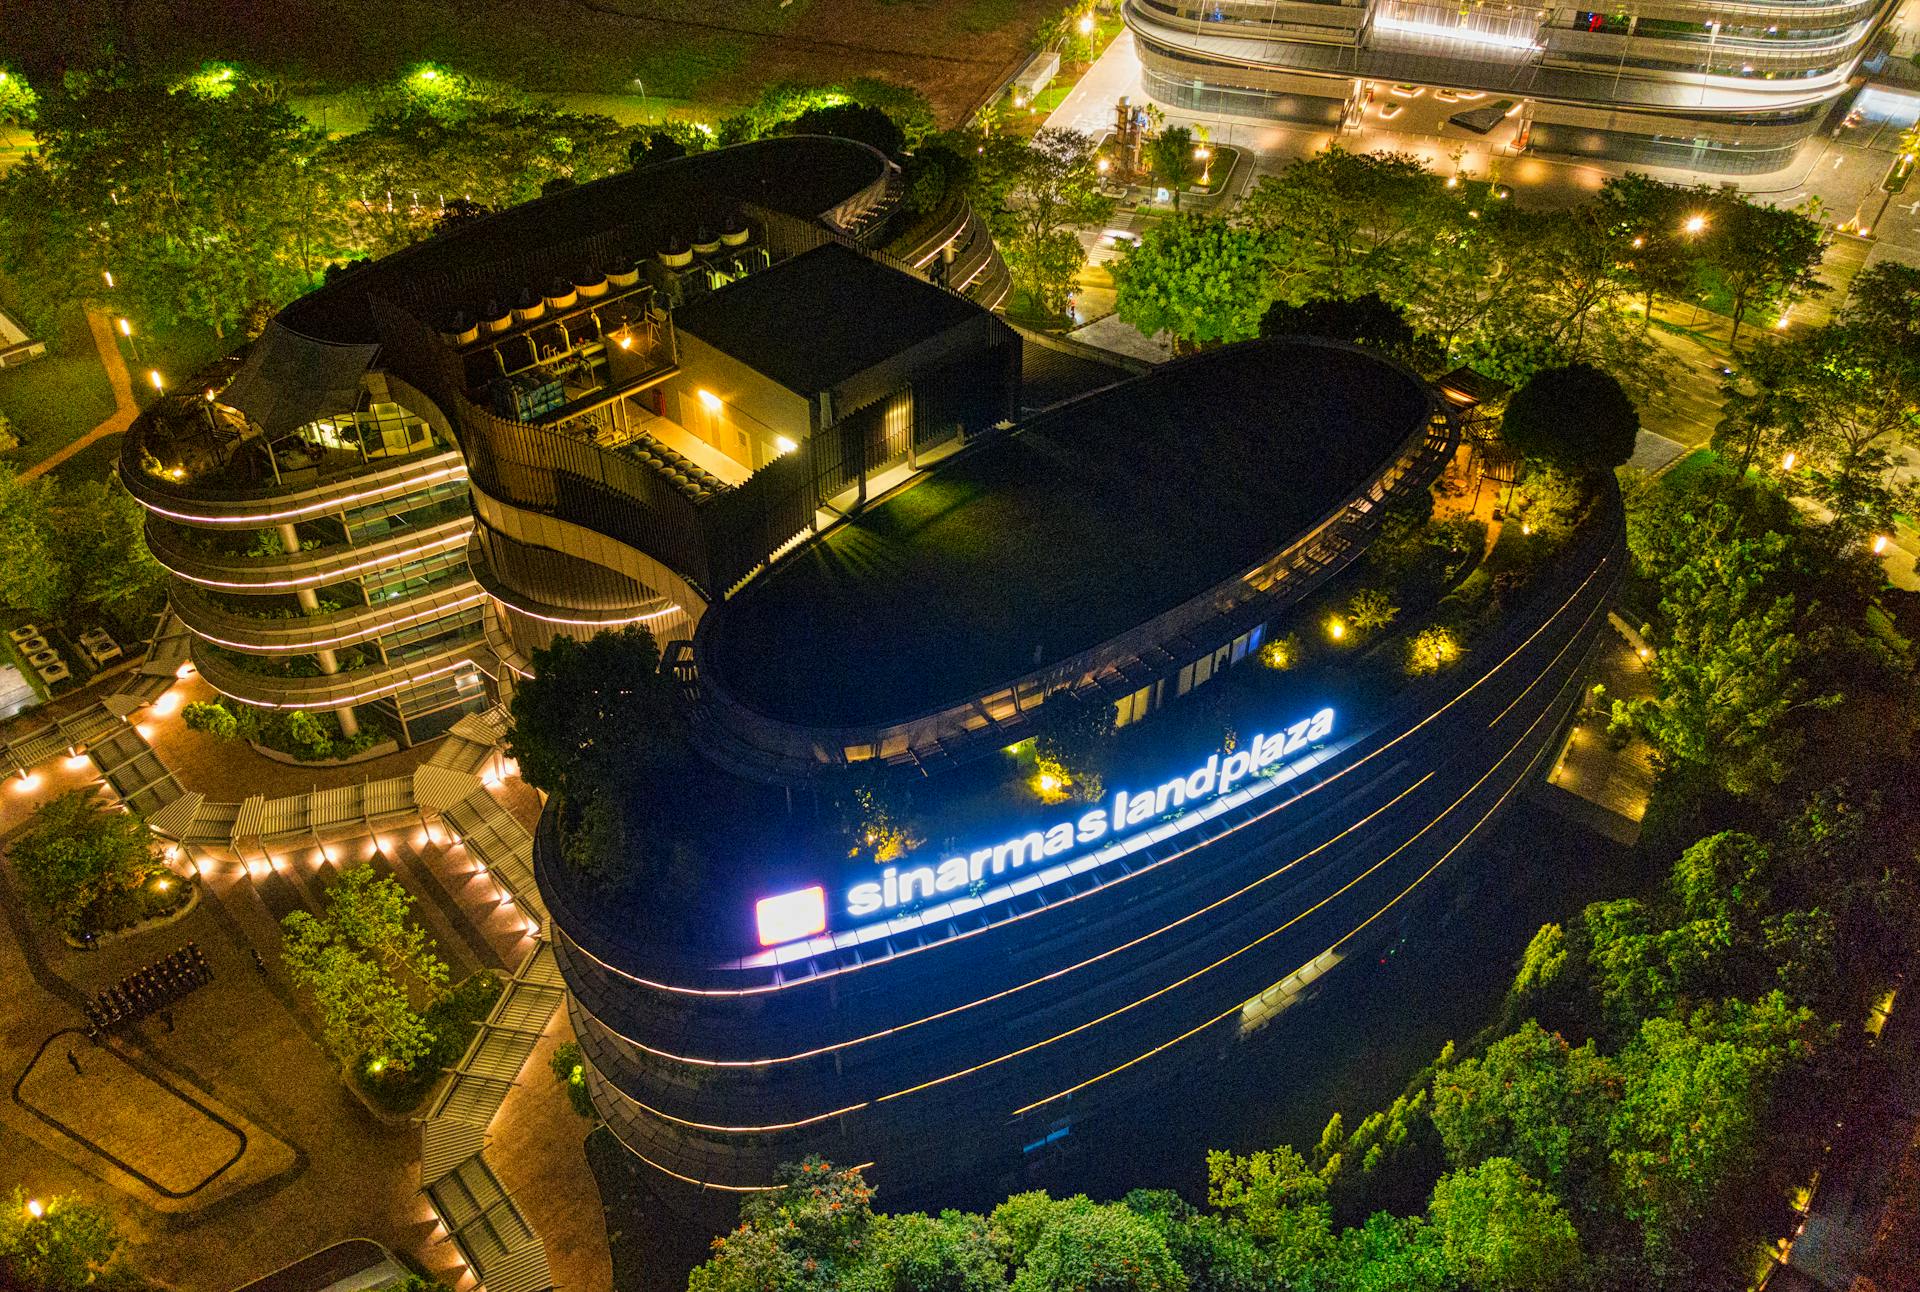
[755,886,827,947]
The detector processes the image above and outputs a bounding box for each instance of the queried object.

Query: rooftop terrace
[703,339,1432,727]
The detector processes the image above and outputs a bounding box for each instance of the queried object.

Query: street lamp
[149,369,165,393]
[1781,451,1796,470]
[117,317,131,338]
[25,1199,42,1219]
[1873,534,1891,555]
[1683,214,1707,236]
[1078,13,1095,36]
[1194,145,1211,186]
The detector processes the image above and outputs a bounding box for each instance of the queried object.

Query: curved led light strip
[1009,662,1576,1117]
[211,653,484,711]
[495,599,682,628]
[154,531,470,590]
[555,550,1616,998]
[183,590,492,652]
[136,463,469,526]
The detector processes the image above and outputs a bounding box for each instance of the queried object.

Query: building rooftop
[671,242,987,395]
[703,338,1432,727]
[276,136,896,346]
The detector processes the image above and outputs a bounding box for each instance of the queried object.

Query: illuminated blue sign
[844,706,1336,921]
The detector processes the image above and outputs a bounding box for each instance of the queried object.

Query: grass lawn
[711,342,1430,725]
[49,431,126,484]
[0,296,116,471]
[9,0,1059,123]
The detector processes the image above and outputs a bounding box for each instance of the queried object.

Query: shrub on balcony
[181,697,389,761]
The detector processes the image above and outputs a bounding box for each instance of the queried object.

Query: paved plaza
[0,680,611,1291]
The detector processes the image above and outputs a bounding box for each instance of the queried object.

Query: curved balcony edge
[146,516,474,591]
[189,635,495,711]
[168,578,488,654]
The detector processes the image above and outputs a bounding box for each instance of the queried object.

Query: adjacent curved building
[123,136,1011,745]
[1127,0,1897,172]
[539,336,1628,1200]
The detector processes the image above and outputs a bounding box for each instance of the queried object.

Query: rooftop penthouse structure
[122,136,1012,746]
[1125,0,1898,173]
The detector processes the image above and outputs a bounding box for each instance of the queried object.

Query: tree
[508,626,682,805]
[690,1159,875,1292]
[779,103,905,157]
[1113,215,1277,353]
[0,1187,130,1292]
[1260,293,1421,360]
[280,866,446,1069]
[1313,1213,1451,1292]
[1009,1202,1186,1292]
[627,127,692,170]
[1030,687,1114,802]
[1426,1158,1582,1292]
[0,68,37,126]
[993,129,1113,318]
[1501,363,1639,473]
[846,1212,1006,1292]
[10,791,167,933]
[1123,1192,1270,1292]
[1638,528,1835,795]
[1146,126,1197,209]
[1238,146,1447,300]
[1597,174,1710,322]
[1844,260,1920,343]
[57,478,168,627]
[1430,1021,1617,1194]
[1703,196,1826,349]
[182,700,240,740]
[1205,1145,1334,1279]
[0,465,72,617]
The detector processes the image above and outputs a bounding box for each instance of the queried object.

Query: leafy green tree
[779,103,904,157]
[1146,126,1197,208]
[992,129,1112,318]
[1430,1021,1617,1194]
[0,1187,131,1292]
[1426,1158,1582,1292]
[0,68,37,125]
[278,915,434,1069]
[11,791,167,933]
[1597,174,1710,321]
[1030,688,1114,802]
[1238,147,1446,299]
[548,1040,597,1119]
[280,867,446,1069]
[0,465,72,617]
[1843,260,1920,343]
[1638,528,1835,794]
[321,865,448,997]
[509,626,680,801]
[1346,588,1397,631]
[846,1212,1006,1292]
[182,700,240,740]
[691,1159,875,1292]
[1313,1213,1451,1292]
[1501,363,1639,473]
[1122,1192,1268,1292]
[1607,995,1825,1280]
[1205,1145,1334,1278]
[58,479,168,627]
[1113,215,1277,353]
[1259,293,1423,361]
[1010,1201,1186,1292]
[1702,196,1826,349]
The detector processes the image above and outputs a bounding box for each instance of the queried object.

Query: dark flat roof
[277,136,893,346]
[672,242,986,395]
[704,338,1432,726]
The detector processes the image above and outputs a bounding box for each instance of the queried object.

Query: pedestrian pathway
[21,306,139,481]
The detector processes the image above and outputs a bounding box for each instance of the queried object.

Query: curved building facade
[537,338,1628,1199]
[123,136,1012,743]
[1126,0,1897,172]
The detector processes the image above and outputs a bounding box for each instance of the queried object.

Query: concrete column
[284,523,360,736]
[278,522,301,555]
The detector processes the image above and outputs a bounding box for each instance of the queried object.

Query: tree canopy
[11,791,167,933]
[1113,214,1277,352]
[1501,363,1640,472]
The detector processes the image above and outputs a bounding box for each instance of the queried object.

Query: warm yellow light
[65,753,89,770]
[25,1199,42,1220]
[149,369,165,392]
[155,878,170,892]
[1873,534,1891,555]
[1194,146,1210,160]
[774,435,798,454]
[1328,618,1346,641]
[117,317,132,338]
[1445,176,1458,188]
[1781,451,1796,470]
[1631,235,1644,248]
[1078,13,1095,34]
[102,270,114,288]
[368,1057,387,1074]
[1037,772,1061,793]
[697,388,722,411]
[617,334,632,350]
[13,772,39,792]
[1684,214,1707,235]
[1097,158,1110,172]
[1521,522,1533,536]
[1774,313,1790,330]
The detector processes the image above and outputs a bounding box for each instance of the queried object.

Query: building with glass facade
[1125,0,1897,172]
